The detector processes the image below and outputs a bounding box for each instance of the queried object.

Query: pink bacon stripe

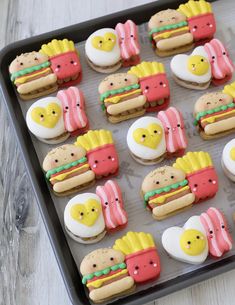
[57,87,87,132]
[157,107,187,153]
[115,20,140,60]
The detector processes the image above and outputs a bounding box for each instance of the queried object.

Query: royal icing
[127,117,166,161]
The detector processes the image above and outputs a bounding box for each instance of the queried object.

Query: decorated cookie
[126,116,166,165]
[57,86,89,136]
[114,232,161,283]
[171,46,211,90]
[85,28,121,73]
[64,193,106,244]
[204,39,234,86]
[193,90,235,140]
[222,139,235,182]
[40,39,82,86]
[26,96,69,144]
[96,180,128,232]
[75,130,119,178]
[98,73,146,123]
[162,207,232,264]
[42,144,95,196]
[174,151,218,202]
[158,107,187,157]
[115,20,140,67]
[128,61,170,112]
[162,215,209,264]
[9,52,57,100]
[200,207,233,257]
[178,0,216,45]
[80,248,135,303]
[142,166,195,220]
[148,9,194,57]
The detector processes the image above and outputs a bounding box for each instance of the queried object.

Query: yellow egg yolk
[187,55,209,76]
[180,229,206,256]
[230,147,235,161]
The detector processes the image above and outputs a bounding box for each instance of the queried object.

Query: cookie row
[79,209,233,303]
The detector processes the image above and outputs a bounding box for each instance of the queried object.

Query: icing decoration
[75,130,119,177]
[179,229,206,256]
[223,81,235,98]
[10,61,50,82]
[128,62,170,112]
[194,102,235,125]
[200,207,232,257]
[153,27,189,40]
[174,151,218,202]
[91,32,116,52]
[96,180,127,231]
[57,86,88,134]
[222,139,235,178]
[100,83,140,102]
[204,39,234,85]
[114,232,160,283]
[40,39,82,86]
[49,164,89,182]
[230,147,235,161]
[162,215,208,264]
[133,123,163,149]
[158,107,187,154]
[14,68,51,85]
[187,55,209,75]
[46,156,87,179]
[70,199,101,226]
[149,21,188,37]
[86,269,128,289]
[148,186,190,206]
[82,262,126,285]
[115,20,140,66]
[31,102,61,128]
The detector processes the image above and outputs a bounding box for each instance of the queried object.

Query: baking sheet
[17,4,235,302]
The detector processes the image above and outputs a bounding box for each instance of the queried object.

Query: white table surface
[1,0,235,304]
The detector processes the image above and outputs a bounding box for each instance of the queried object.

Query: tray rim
[1,0,234,305]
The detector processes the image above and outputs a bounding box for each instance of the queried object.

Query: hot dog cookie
[96,180,128,232]
[115,20,140,67]
[80,248,135,303]
[9,52,57,100]
[222,139,235,182]
[40,39,82,86]
[114,232,161,283]
[64,193,106,244]
[42,144,95,196]
[98,73,146,123]
[178,0,216,45]
[85,28,121,73]
[141,166,195,220]
[173,151,218,202]
[193,91,235,140]
[75,130,119,179]
[128,61,170,112]
[148,9,194,57]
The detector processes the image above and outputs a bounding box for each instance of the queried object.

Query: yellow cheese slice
[201,109,235,124]
[153,26,189,39]
[86,269,128,288]
[104,89,142,104]
[49,164,89,182]
[149,186,190,205]
[15,68,51,84]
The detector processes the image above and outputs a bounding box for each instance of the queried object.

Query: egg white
[222,139,235,176]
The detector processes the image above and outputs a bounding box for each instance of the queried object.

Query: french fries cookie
[85,28,121,73]
[64,193,106,244]
[9,51,57,100]
[42,144,95,196]
[141,166,195,220]
[98,73,146,123]
[162,207,232,264]
[128,61,170,112]
[80,248,135,303]
[75,130,119,179]
[40,39,82,86]
[178,0,216,45]
[222,139,235,182]
[193,89,235,140]
[113,232,161,283]
[115,20,140,67]
[171,46,211,90]
[173,151,218,202]
[148,9,194,57]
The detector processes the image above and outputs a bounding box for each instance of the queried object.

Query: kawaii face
[194,92,233,113]
[98,73,138,94]
[148,9,186,30]
[188,13,216,41]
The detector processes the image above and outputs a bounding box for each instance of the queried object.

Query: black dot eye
[206,102,211,105]
[142,134,146,138]
[207,23,210,26]
[210,230,213,234]
[76,103,80,107]
[94,160,98,164]
[167,127,170,130]
[212,56,215,59]
[159,82,163,85]
[187,241,191,245]
[80,212,84,216]
[156,181,160,185]
[99,40,102,43]
[124,78,128,81]
[40,114,44,118]
[105,202,108,205]
[65,106,69,110]
[196,236,200,239]
[110,82,113,86]
[223,52,226,55]
[177,124,180,127]
[201,59,204,62]
[130,34,134,37]
[34,57,38,60]
[110,257,114,261]
[108,38,112,41]
[70,60,74,64]
[57,64,61,68]
[115,198,119,201]
[71,153,74,156]
[55,159,58,163]
[194,184,198,187]
[159,20,163,23]
[149,261,153,264]
[172,17,176,20]
[171,175,174,179]
[108,156,112,159]
[208,179,212,183]
[145,86,149,90]
[135,266,139,270]
[20,62,24,65]
[154,130,157,133]
[194,25,198,29]
[219,99,223,102]
[52,110,56,114]
[93,264,97,268]
[91,208,95,212]
[222,225,225,229]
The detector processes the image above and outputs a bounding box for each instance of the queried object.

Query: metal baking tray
[2,0,235,305]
